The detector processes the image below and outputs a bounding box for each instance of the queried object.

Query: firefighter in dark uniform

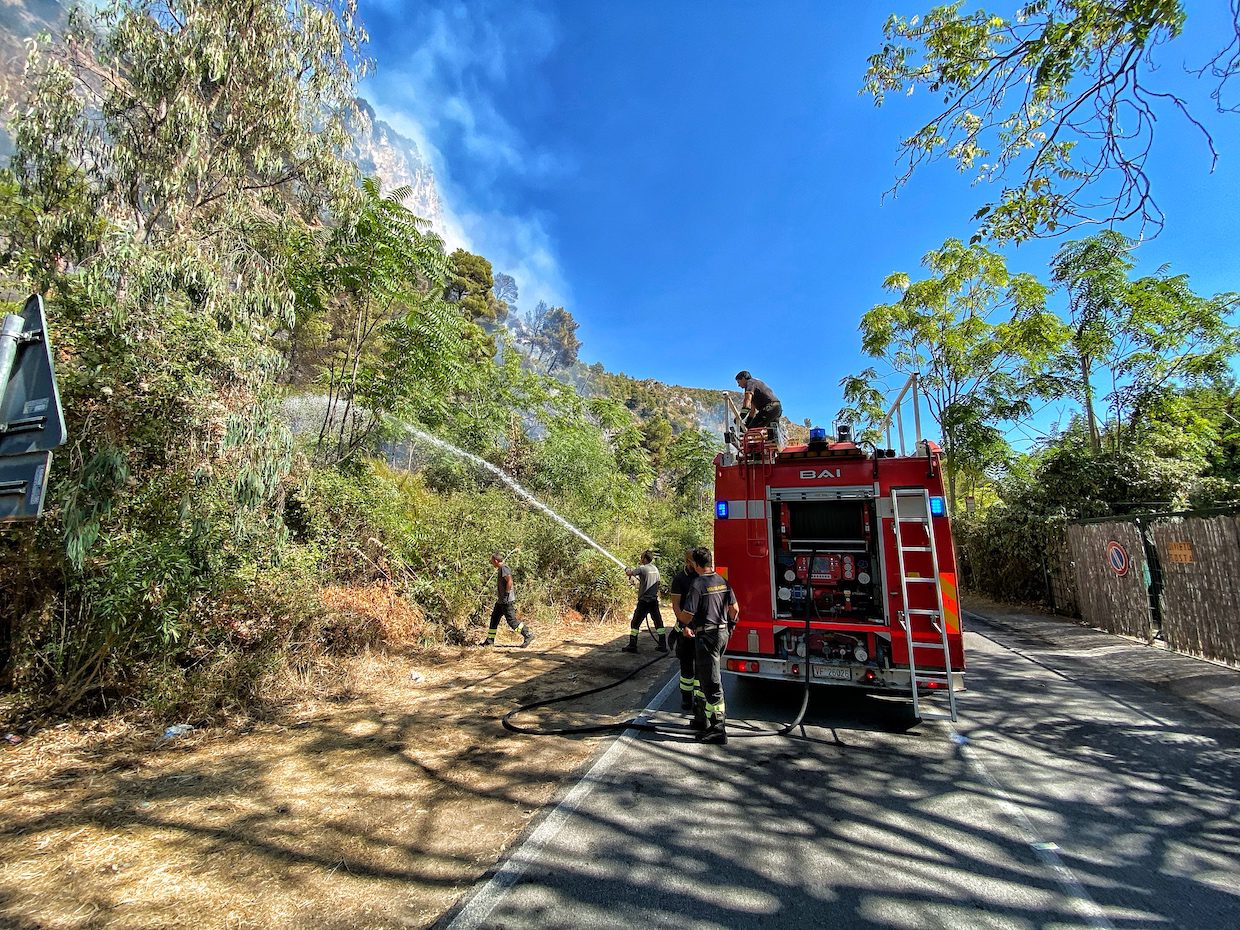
[735,370,782,431]
[622,549,668,653]
[678,546,739,745]
[482,552,535,647]
[667,549,699,712]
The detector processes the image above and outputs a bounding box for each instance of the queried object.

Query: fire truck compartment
[771,497,882,622]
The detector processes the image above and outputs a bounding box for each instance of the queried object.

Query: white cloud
[358,0,570,310]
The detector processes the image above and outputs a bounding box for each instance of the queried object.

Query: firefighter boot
[521,628,536,648]
[696,714,728,745]
[680,691,695,712]
[690,696,708,732]
[656,633,668,653]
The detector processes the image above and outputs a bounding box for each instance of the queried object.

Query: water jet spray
[398,422,627,571]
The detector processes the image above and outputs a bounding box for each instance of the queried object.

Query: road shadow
[432,636,1240,930]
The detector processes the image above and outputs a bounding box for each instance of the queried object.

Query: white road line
[444,670,680,930]
[952,625,1118,930]
[955,734,1115,930]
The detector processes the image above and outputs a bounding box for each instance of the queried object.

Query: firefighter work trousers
[693,626,728,724]
[486,601,526,643]
[676,627,697,708]
[745,401,782,430]
[629,598,667,642]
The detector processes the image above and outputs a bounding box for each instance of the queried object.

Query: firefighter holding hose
[622,549,668,653]
[678,546,739,745]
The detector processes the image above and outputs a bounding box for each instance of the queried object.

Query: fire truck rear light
[863,669,877,683]
[726,659,760,673]
[790,663,800,676]
[929,496,945,516]
[925,680,944,689]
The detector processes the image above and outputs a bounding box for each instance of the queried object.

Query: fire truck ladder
[891,488,958,722]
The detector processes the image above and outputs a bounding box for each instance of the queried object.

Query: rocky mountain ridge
[346,97,446,235]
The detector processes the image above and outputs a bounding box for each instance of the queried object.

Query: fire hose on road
[500,613,814,740]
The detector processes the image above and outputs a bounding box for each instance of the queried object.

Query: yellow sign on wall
[1167,542,1194,564]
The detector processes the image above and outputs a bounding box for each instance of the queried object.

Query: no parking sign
[1106,540,1130,577]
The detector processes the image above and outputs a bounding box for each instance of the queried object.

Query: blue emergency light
[808,427,827,443]
[716,501,729,519]
[929,496,946,516]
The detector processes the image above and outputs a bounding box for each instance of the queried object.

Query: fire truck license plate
[813,666,851,681]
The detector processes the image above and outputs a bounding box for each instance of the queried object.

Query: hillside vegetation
[0,1,716,720]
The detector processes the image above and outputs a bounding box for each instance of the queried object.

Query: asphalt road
[440,614,1240,930]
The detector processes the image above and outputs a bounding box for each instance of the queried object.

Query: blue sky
[359,0,1240,444]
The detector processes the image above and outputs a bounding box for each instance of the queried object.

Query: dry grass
[0,610,670,930]
[319,582,427,645]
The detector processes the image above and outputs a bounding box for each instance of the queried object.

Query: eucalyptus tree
[839,238,1064,508]
[864,2,1240,242]
[0,0,369,707]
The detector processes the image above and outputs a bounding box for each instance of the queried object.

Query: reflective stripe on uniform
[679,676,694,691]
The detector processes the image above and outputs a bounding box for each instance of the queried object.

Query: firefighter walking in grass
[482,552,535,648]
[622,549,668,653]
[678,546,738,745]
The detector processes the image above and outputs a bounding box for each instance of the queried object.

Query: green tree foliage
[665,428,718,511]
[1045,230,1135,450]
[0,0,721,716]
[446,248,508,326]
[640,413,674,468]
[588,369,723,436]
[493,271,518,309]
[294,177,461,464]
[1045,231,1240,451]
[0,0,365,709]
[864,2,1239,241]
[840,238,1062,507]
[957,409,1222,600]
[956,375,1240,601]
[525,300,582,374]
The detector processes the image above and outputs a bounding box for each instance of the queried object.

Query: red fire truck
[713,379,963,720]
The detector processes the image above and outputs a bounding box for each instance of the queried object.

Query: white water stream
[400,424,627,570]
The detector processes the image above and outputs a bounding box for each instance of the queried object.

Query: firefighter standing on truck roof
[668,549,699,713]
[735,370,782,431]
[678,546,739,745]
[623,550,668,654]
[482,552,536,648]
